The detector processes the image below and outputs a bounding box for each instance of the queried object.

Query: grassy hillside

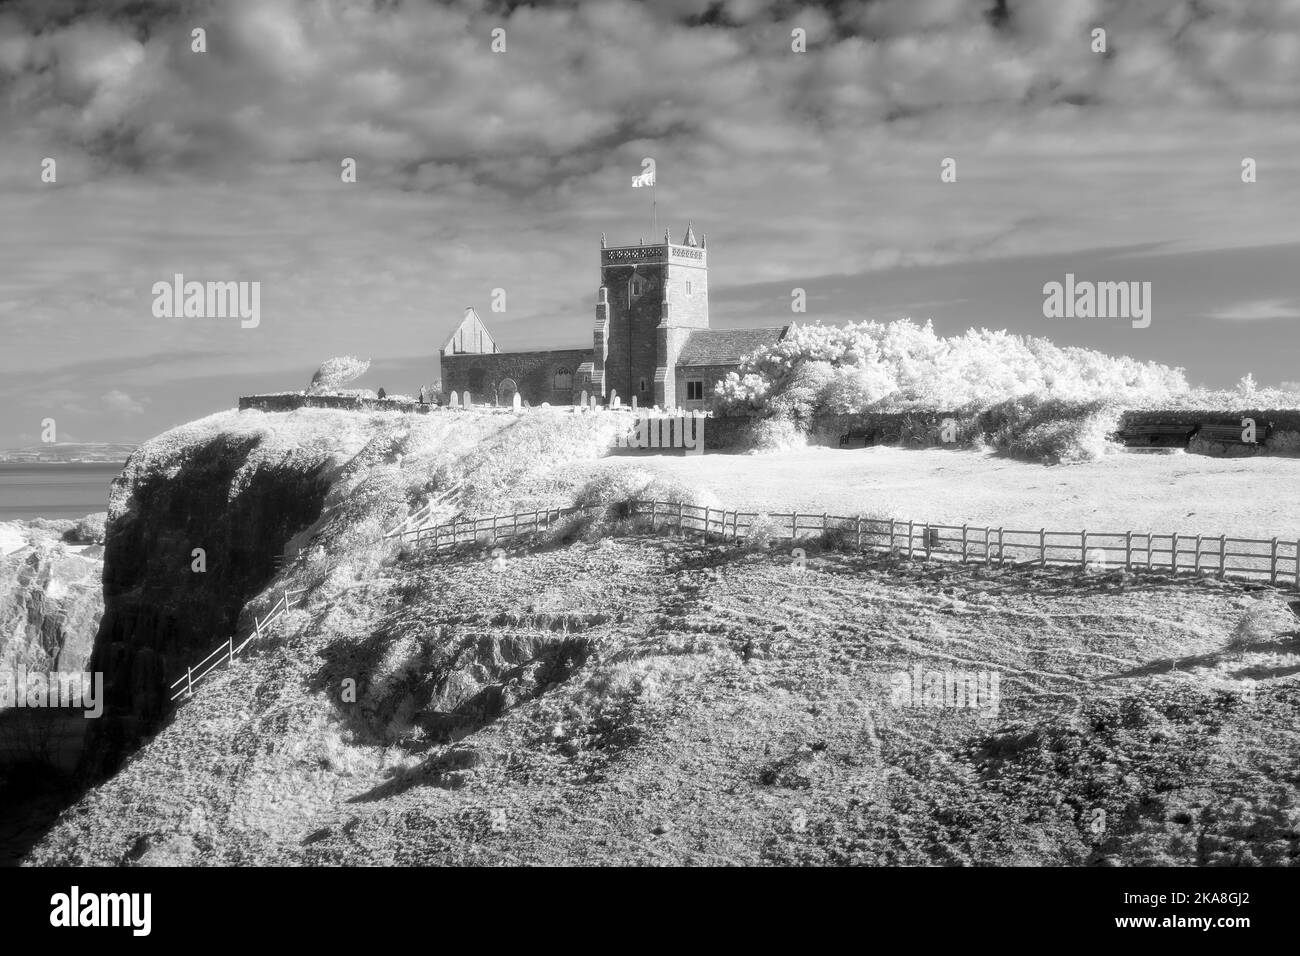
[28,519,1300,865]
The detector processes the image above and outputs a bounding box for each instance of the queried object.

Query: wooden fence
[399,498,1300,590]
[391,505,601,548]
[170,497,1300,706]
[168,587,306,702]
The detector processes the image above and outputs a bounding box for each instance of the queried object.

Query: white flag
[632,171,655,187]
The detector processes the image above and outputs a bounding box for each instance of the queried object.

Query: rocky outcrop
[0,522,103,677]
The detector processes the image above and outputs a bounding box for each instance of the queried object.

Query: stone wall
[239,393,433,413]
[440,348,591,406]
[675,364,732,412]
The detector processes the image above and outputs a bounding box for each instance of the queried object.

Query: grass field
[588,446,1300,543]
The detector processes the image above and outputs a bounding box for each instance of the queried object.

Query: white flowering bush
[713,319,1191,417]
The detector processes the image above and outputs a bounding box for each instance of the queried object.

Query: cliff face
[0,523,103,677]
[73,406,569,779]
[81,425,338,777]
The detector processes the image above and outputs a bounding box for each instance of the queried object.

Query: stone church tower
[589,223,708,409]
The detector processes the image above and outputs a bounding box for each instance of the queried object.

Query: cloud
[101,388,147,415]
[1207,299,1300,321]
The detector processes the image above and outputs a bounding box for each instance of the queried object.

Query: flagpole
[652,179,657,237]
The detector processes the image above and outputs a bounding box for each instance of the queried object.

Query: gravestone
[579,389,588,408]
[611,390,620,408]
[589,395,598,410]
[512,392,522,412]
[463,391,472,408]
[631,396,638,411]
[449,391,459,408]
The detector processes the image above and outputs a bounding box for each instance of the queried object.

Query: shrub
[64,512,107,545]
[713,319,1188,419]
[745,416,806,453]
[740,512,781,551]
[984,398,1122,464]
[1227,606,1271,658]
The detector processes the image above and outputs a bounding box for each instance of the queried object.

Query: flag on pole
[632,170,655,187]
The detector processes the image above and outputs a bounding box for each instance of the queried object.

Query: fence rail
[170,497,1300,706]
[168,588,307,702]
[398,498,1300,590]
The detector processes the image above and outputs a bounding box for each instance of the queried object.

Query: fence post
[1219,535,1227,579]
[984,527,991,566]
[1146,532,1153,570]
[227,635,234,664]
[1194,535,1203,574]
[679,502,685,535]
[1295,539,1300,589]
[924,523,931,560]
[888,518,894,552]
[1171,532,1179,574]
[1270,537,1279,585]
[187,666,193,698]
[961,524,968,564]
[704,506,711,537]
[824,513,829,540]
[651,500,658,533]
[513,512,519,540]
[856,516,862,550]
[1081,531,1087,569]
[791,512,797,543]
[997,528,1004,567]
[1039,529,1046,567]
[908,520,915,559]
[1124,531,1132,570]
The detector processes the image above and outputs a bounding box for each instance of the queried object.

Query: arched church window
[629,275,648,300]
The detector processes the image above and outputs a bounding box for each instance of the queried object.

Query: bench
[1117,424,1197,448]
[1196,423,1270,445]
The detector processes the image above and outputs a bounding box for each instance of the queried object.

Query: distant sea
[0,463,124,521]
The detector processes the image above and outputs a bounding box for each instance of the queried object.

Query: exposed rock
[0,522,103,677]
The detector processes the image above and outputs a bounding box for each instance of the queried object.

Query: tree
[377,387,387,399]
[309,356,370,395]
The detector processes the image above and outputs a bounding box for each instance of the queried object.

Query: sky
[1,0,1299,449]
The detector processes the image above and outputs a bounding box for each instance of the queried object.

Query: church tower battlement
[595,223,709,408]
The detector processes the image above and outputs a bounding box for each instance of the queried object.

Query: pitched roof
[441,307,497,355]
[676,327,788,367]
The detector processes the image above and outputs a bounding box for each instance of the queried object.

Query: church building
[439,224,788,410]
